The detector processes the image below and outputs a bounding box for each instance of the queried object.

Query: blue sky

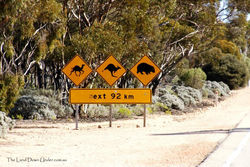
[220,0,250,21]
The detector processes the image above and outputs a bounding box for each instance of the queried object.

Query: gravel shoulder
[0,87,250,167]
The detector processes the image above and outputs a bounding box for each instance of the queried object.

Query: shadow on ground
[151,128,250,136]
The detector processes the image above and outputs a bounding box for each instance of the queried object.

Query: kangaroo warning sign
[96,56,126,86]
[70,88,152,104]
[62,55,93,86]
[130,55,161,86]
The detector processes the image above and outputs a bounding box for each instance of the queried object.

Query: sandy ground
[0,87,250,167]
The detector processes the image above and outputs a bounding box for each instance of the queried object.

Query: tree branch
[15,23,47,62]
[169,30,199,46]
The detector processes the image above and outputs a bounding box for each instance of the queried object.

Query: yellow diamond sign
[96,56,126,86]
[62,55,92,86]
[130,55,161,86]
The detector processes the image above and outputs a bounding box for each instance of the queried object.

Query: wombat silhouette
[137,63,155,75]
[70,64,85,76]
[103,64,121,77]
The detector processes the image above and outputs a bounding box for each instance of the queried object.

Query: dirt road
[0,87,250,167]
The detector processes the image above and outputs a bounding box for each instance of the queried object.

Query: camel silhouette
[70,64,85,76]
[103,64,121,77]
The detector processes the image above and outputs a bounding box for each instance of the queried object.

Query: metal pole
[143,85,146,127]
[109,104,112,127]
[75,104,79,130]
[75,85,80,130]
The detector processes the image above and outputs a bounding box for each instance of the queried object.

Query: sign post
[69,88,152,127]
[130,55,161,127]
[75,104,79,130]
[109,104,112,127]
[143,86,146,127]
[62,54,159,129]
[96,56,126,127]
[62,55,93,130]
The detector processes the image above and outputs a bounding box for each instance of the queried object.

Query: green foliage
[156,102,171,115]
[1,0,249,100]
[197,47,224,66]
[179,68,207,89]
[227,14,248,53]
[117,108,132,118]
[245,57,250,74]
[10,89,73,120]
[0,74,24,114]
[16,114,24,120]
[214,40,242,59]
[147,107,154,114]
[203,55,249,89]
[0,111,15,138]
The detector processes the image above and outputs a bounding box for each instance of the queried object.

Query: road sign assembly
[130,55,161,86]
[62,55,92,86]
[62,54,161,128]
[96,55,126,86]
[70,88,152,104]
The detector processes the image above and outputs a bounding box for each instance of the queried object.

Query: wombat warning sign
[137,63,155,75]
[130,55,161,86]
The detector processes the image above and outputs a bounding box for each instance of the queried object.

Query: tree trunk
[37,64,43,89]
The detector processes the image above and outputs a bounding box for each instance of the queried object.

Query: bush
[245,57,250,74]
[203,55,249,89]
[117,108,132,118]
[0,74,24,114]
[171,86,202,106]
[86,105,110,120]
[158,88,185,110]
[179,68,207,89]
[9,89,73,120]
[0,111,15,138]
[218,82,230,94]
[202,81,230,98]
[156,102,172,114]
[9,95,57,120]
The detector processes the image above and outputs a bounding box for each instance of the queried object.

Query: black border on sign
[95,55,127,87]
[62,54,93,86]
[129,55,162,86]
[69,88,152,104]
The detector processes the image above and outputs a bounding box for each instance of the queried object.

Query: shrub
[117,108,132,118]
[9,89,73,120]
[0,74,24,114]
[179,68,207,89]
[158,88,185,110]
[0,111,15,138]
[156,102,172,114]
[86,104,110,120]
[9,95,57,120]
[245,57,250,74]
[171,86,202,106]
[214,40,242,59]
[202,81,230,98]
[203,55,248,89]
[218,82,230,94]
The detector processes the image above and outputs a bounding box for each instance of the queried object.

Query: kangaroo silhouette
[137,63,155,75]
[70,64,85,76]
[103,64,121,77]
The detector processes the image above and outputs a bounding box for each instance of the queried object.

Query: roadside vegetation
[0,0,249,137]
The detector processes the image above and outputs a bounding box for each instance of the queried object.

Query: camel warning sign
[62,55,92,86]
[130,55,161,86]
[96,56,126,86]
